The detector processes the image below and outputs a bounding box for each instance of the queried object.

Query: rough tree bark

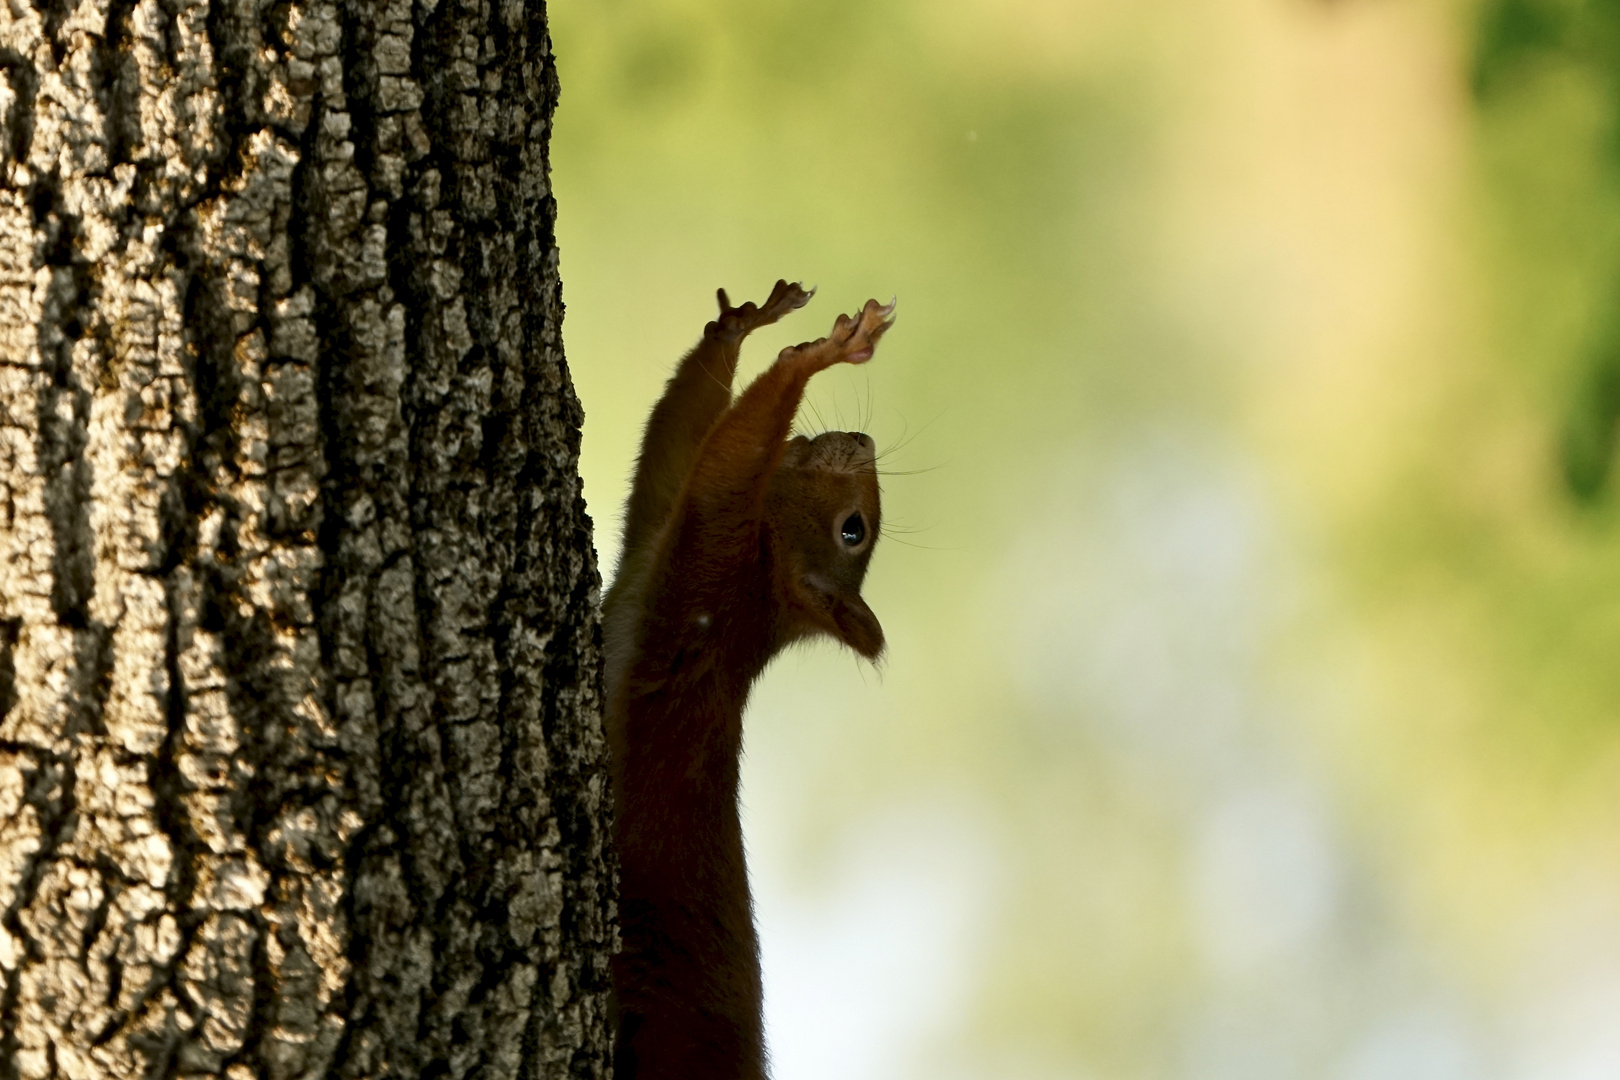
[0,0,614,1074]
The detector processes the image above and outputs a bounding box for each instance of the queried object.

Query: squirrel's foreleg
[619,281,815,559]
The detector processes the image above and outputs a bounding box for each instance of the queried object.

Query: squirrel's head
[766,430,884,659]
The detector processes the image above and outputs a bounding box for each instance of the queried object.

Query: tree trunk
[0,0,613,1074]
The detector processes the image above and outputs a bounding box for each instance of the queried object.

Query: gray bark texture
[0,0,615,1074]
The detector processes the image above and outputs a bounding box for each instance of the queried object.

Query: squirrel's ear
[831,594,884,659]
[797,574,884,658]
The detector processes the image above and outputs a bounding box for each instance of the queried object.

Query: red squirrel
[602,281,894,1080]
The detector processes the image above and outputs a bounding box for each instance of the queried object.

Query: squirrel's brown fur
[603,281,893,1080]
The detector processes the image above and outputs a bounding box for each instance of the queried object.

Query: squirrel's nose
[850,432,876,467]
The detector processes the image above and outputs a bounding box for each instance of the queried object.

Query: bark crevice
[0,0,610,1073]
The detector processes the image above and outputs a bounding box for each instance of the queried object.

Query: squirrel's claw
[785,295,895,368]
[715,279,814,337]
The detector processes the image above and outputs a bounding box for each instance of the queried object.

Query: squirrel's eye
[840,513,865,547]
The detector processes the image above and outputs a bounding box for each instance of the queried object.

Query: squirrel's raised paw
[827,297,896,364]
[710,279,815,340]
[783,297,895,370]
[756,279,816,323]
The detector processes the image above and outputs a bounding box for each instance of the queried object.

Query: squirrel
[601,280,895,1080]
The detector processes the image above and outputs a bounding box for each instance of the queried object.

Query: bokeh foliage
[554,0,1620,1075]
[1475,0,1620,497]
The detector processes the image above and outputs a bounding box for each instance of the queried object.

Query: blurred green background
[550,0,1620,1075]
